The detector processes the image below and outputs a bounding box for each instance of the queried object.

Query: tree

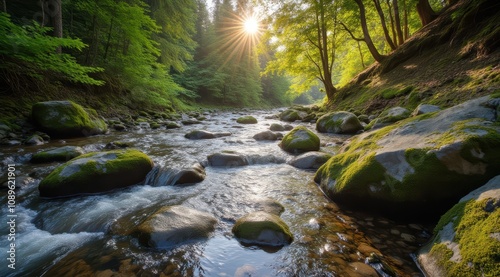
[416,0,437,26]
[352,0,387,63]
[265,0,339,101]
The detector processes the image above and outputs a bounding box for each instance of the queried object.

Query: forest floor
[331,43,500,116]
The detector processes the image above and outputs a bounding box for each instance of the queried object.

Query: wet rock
[270,123,285,131]
[31,146,85,163]
[349,262,378,277]
[280,126,320,154]
[315,96,500,214]
[284,124,294,131]
[31,100,107,138]
[113,124,126,131]
[135,205,217,248]
[316,111,363,134]
[38,149,154,198]
[236,116,258,124]
[104,141,131,150]
[412,104,441,116]
[150,122,161,129]
[289,151,332,170]
[185,130,216,139]
[232,211,293,247]
[207,152,248,167]
[255,198,285,215]
[253,130,278,141]
[182,119,201,125]
[166,121,181,129]
[280,109,301,122]
[25,134,45,145]
[174,163,206,185]
[418,175,500,277]
[358,114,370,124]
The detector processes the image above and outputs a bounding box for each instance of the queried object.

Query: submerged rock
[418,175,500,277]
[315,96,500,214]
[38,149,154,198]
[207,152,248,167]
[185,130,216,139]
[232,211,293,247]
[236,116,258,124]
[289,151,332,170]
[316,111,363,134]
[31,100,107,138]
[135,205,217,248]
[270,123,285,131]
[31,146,85,163]
[280,126,320,154]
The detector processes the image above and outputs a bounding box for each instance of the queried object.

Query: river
[0,109,430,276]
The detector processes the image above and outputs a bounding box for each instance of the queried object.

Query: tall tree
[416,0,437,26]
[353,0,386,62]
[266,0,339,101]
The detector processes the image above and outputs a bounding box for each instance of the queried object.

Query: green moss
[232,212,293,244]
[38,149,154,197]
[236,116,258,124]
[280,126,320,153]
[429,199,500,276]
[380,86,414,100]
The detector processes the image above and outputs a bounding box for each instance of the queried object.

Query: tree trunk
[354,0,386,63]
[53,0,63,53]
[393,0,404,45]
[319,0,336,101]
[416,0,437,26]
[2,0,6,13]
[373,0,396,50]
[403,0,409,39]
[103,17,114,60]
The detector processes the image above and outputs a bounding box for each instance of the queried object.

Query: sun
[243,17,259,34]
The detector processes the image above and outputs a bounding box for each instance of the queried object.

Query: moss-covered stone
[280,109,301,122]
[280,126,320,154]
[31,100,107,138]
[378,107,411,123]
[418,176,500,277]
[38,149,154,198]
[31,146,85,163]
[316,111,363,134]
[314,97,500,214]
[236,116,258,124]
[232,211,293,247]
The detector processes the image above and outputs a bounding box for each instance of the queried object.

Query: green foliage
[0,12,103,85]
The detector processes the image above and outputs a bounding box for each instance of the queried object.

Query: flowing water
[0,110,431,276]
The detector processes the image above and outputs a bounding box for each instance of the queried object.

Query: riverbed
[0,109,431,276]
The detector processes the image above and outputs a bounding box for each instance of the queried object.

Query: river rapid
[0,109,431,276]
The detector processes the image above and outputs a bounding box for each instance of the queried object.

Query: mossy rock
[378,107,411,124]
[135,205,217,248]
[418,175,500,277]
[232,211,293,247]
[316,111,363,134]
[236,116,258,124]
[279,109,301,122]
[280,126,320,154]
[31,146,85,163]
[38,149,154,198]
[174,163,206,185]
[31,101,107,138]
[314,96,500,215]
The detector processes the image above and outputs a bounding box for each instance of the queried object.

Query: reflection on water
[0,109,429,276]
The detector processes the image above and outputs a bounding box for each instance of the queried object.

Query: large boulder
[316,111,363,134]
[314,96,500,214]
[289,151,332,170]
[31,146,85,163]
[280,126,320,154]
[253,130,278,141]
[280,109,301,122]
[38,149,154,198]
[135,205,217,248]
[232,211,293,247]
[412,104,441,116]
[418,176,500,277]
[31,101,107,138]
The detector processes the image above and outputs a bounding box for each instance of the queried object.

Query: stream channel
[0,109,432,276]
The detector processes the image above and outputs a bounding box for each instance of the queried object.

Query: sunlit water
[0,110,430,276]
